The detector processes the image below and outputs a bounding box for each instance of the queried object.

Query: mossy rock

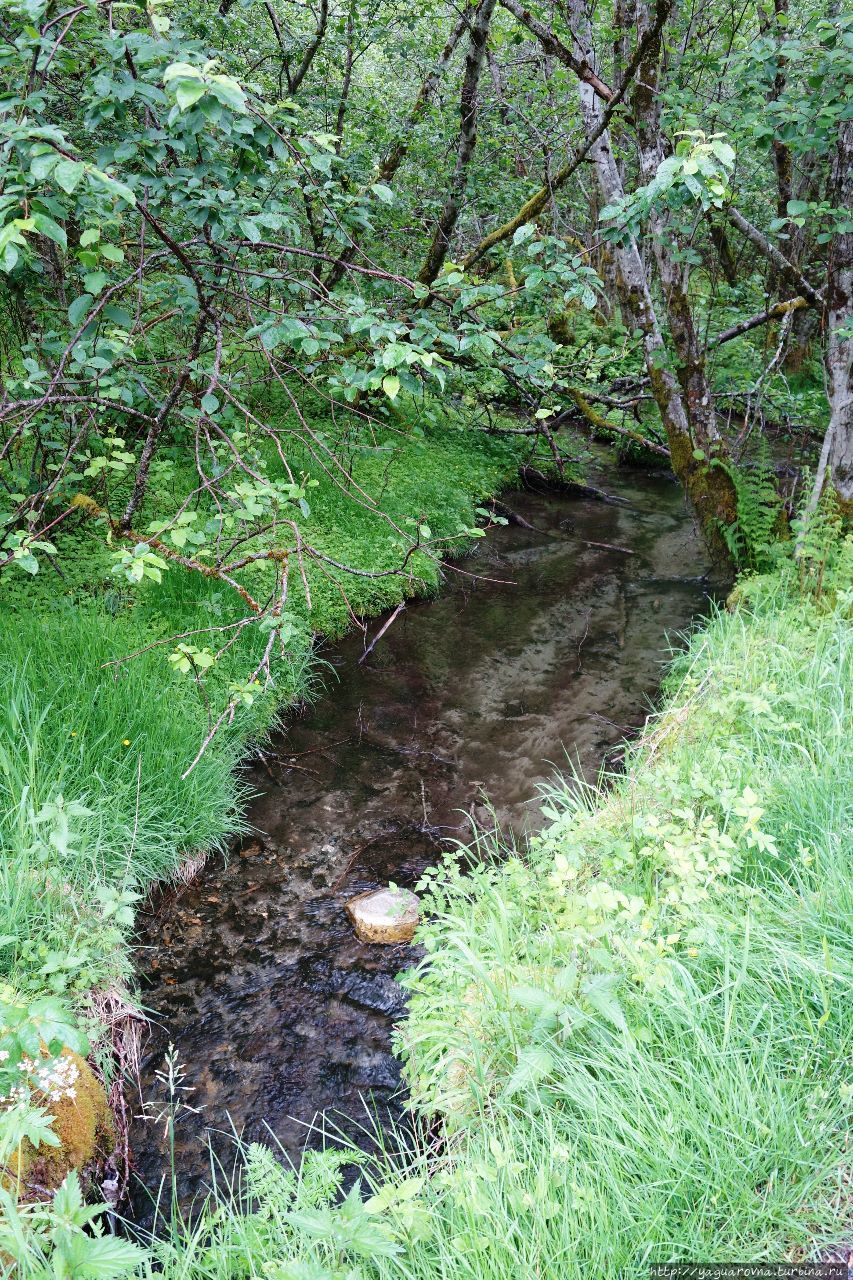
[4,1049,115,1200]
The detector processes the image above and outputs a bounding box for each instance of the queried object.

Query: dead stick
[359,602,406,664]
[582,540,636,554]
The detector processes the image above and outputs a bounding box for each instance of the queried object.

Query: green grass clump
[151,558,852,1276]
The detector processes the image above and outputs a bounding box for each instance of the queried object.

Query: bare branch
[726,207,824,308]
[711,296,809,348]
[461,0,673,270]
[498,0,613,100]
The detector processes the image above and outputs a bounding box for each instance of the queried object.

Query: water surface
[131,466,711,1211]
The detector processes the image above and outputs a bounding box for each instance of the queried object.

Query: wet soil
[130,466,712,1215]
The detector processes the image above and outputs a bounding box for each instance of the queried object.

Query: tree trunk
[632,0,722,450]
[418,0,498,285]
[324,12,468,290]
[461,1,672,271]
[566,0,737,565]
[821,118,853,514]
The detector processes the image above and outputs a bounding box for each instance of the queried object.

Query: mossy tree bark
[632,0,725,454]
[567,0,738,568]
[820,118,853,516]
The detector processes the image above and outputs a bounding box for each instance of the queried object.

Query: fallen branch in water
[490,499,552,535]
[359,601,406,663]
[582,540,636,555]
[560,388,671,459]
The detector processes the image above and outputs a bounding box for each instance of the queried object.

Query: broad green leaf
[68,293,94,326]
[504,1044,553,1098]
[163,61,203,83]
[30,150,58,181]
[83,271,109,295]
[30,212,67,249]
[175,78,206,111]
[53,159,85,193]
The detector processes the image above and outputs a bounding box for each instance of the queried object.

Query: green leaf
[83,271,109,295]
[201,393,219,413]
[371,182,394,204]
[90,169,136,207]
[164,61,202,84]
[710,139,736,167]
[210,75,246,112]
[239,217,261,244]
[175,78,207,111]
[80,228,101,247]
[103,305,132,327]
[68,293,94,327]
[53,159,85,194]
[786,199,810,217]
[30,212,67,250]
[99,243,124,263]
[504,1044,553,1098]
[582,972,627,1032]
[54,1227,148,1278]
[30,151,58,181]
[382,374,400,400]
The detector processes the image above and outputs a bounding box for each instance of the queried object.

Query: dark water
[130,466,712,1214]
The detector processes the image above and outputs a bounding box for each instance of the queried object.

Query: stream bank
[130,464,712,1215]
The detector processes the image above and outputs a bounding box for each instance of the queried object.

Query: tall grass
[150,565,852,1277]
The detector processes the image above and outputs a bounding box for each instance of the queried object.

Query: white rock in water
[346,887,420,944]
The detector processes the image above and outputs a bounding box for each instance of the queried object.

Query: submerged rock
[346,887,419,944]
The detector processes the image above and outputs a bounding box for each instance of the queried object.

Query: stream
[130,463,712,1217]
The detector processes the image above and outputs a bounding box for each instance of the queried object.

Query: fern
[713,437,783,570]
[791,482,845,601]
[244,1142,296,1217]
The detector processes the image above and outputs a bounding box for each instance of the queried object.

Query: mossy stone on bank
[4,1050,114,1200]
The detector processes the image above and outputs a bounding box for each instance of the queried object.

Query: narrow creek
[130,463,712,1216]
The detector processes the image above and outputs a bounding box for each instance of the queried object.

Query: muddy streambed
[130,466,712,1215]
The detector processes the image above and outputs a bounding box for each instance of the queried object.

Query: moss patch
[5,1050,114,1200]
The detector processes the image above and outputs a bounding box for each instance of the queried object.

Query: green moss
[6,1050,114,1200]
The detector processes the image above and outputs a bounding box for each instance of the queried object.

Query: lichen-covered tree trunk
[632,0,723,451]
[567,0,737,565]
[824,117,853,514]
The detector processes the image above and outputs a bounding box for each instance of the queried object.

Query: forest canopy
[1,0,851,608]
